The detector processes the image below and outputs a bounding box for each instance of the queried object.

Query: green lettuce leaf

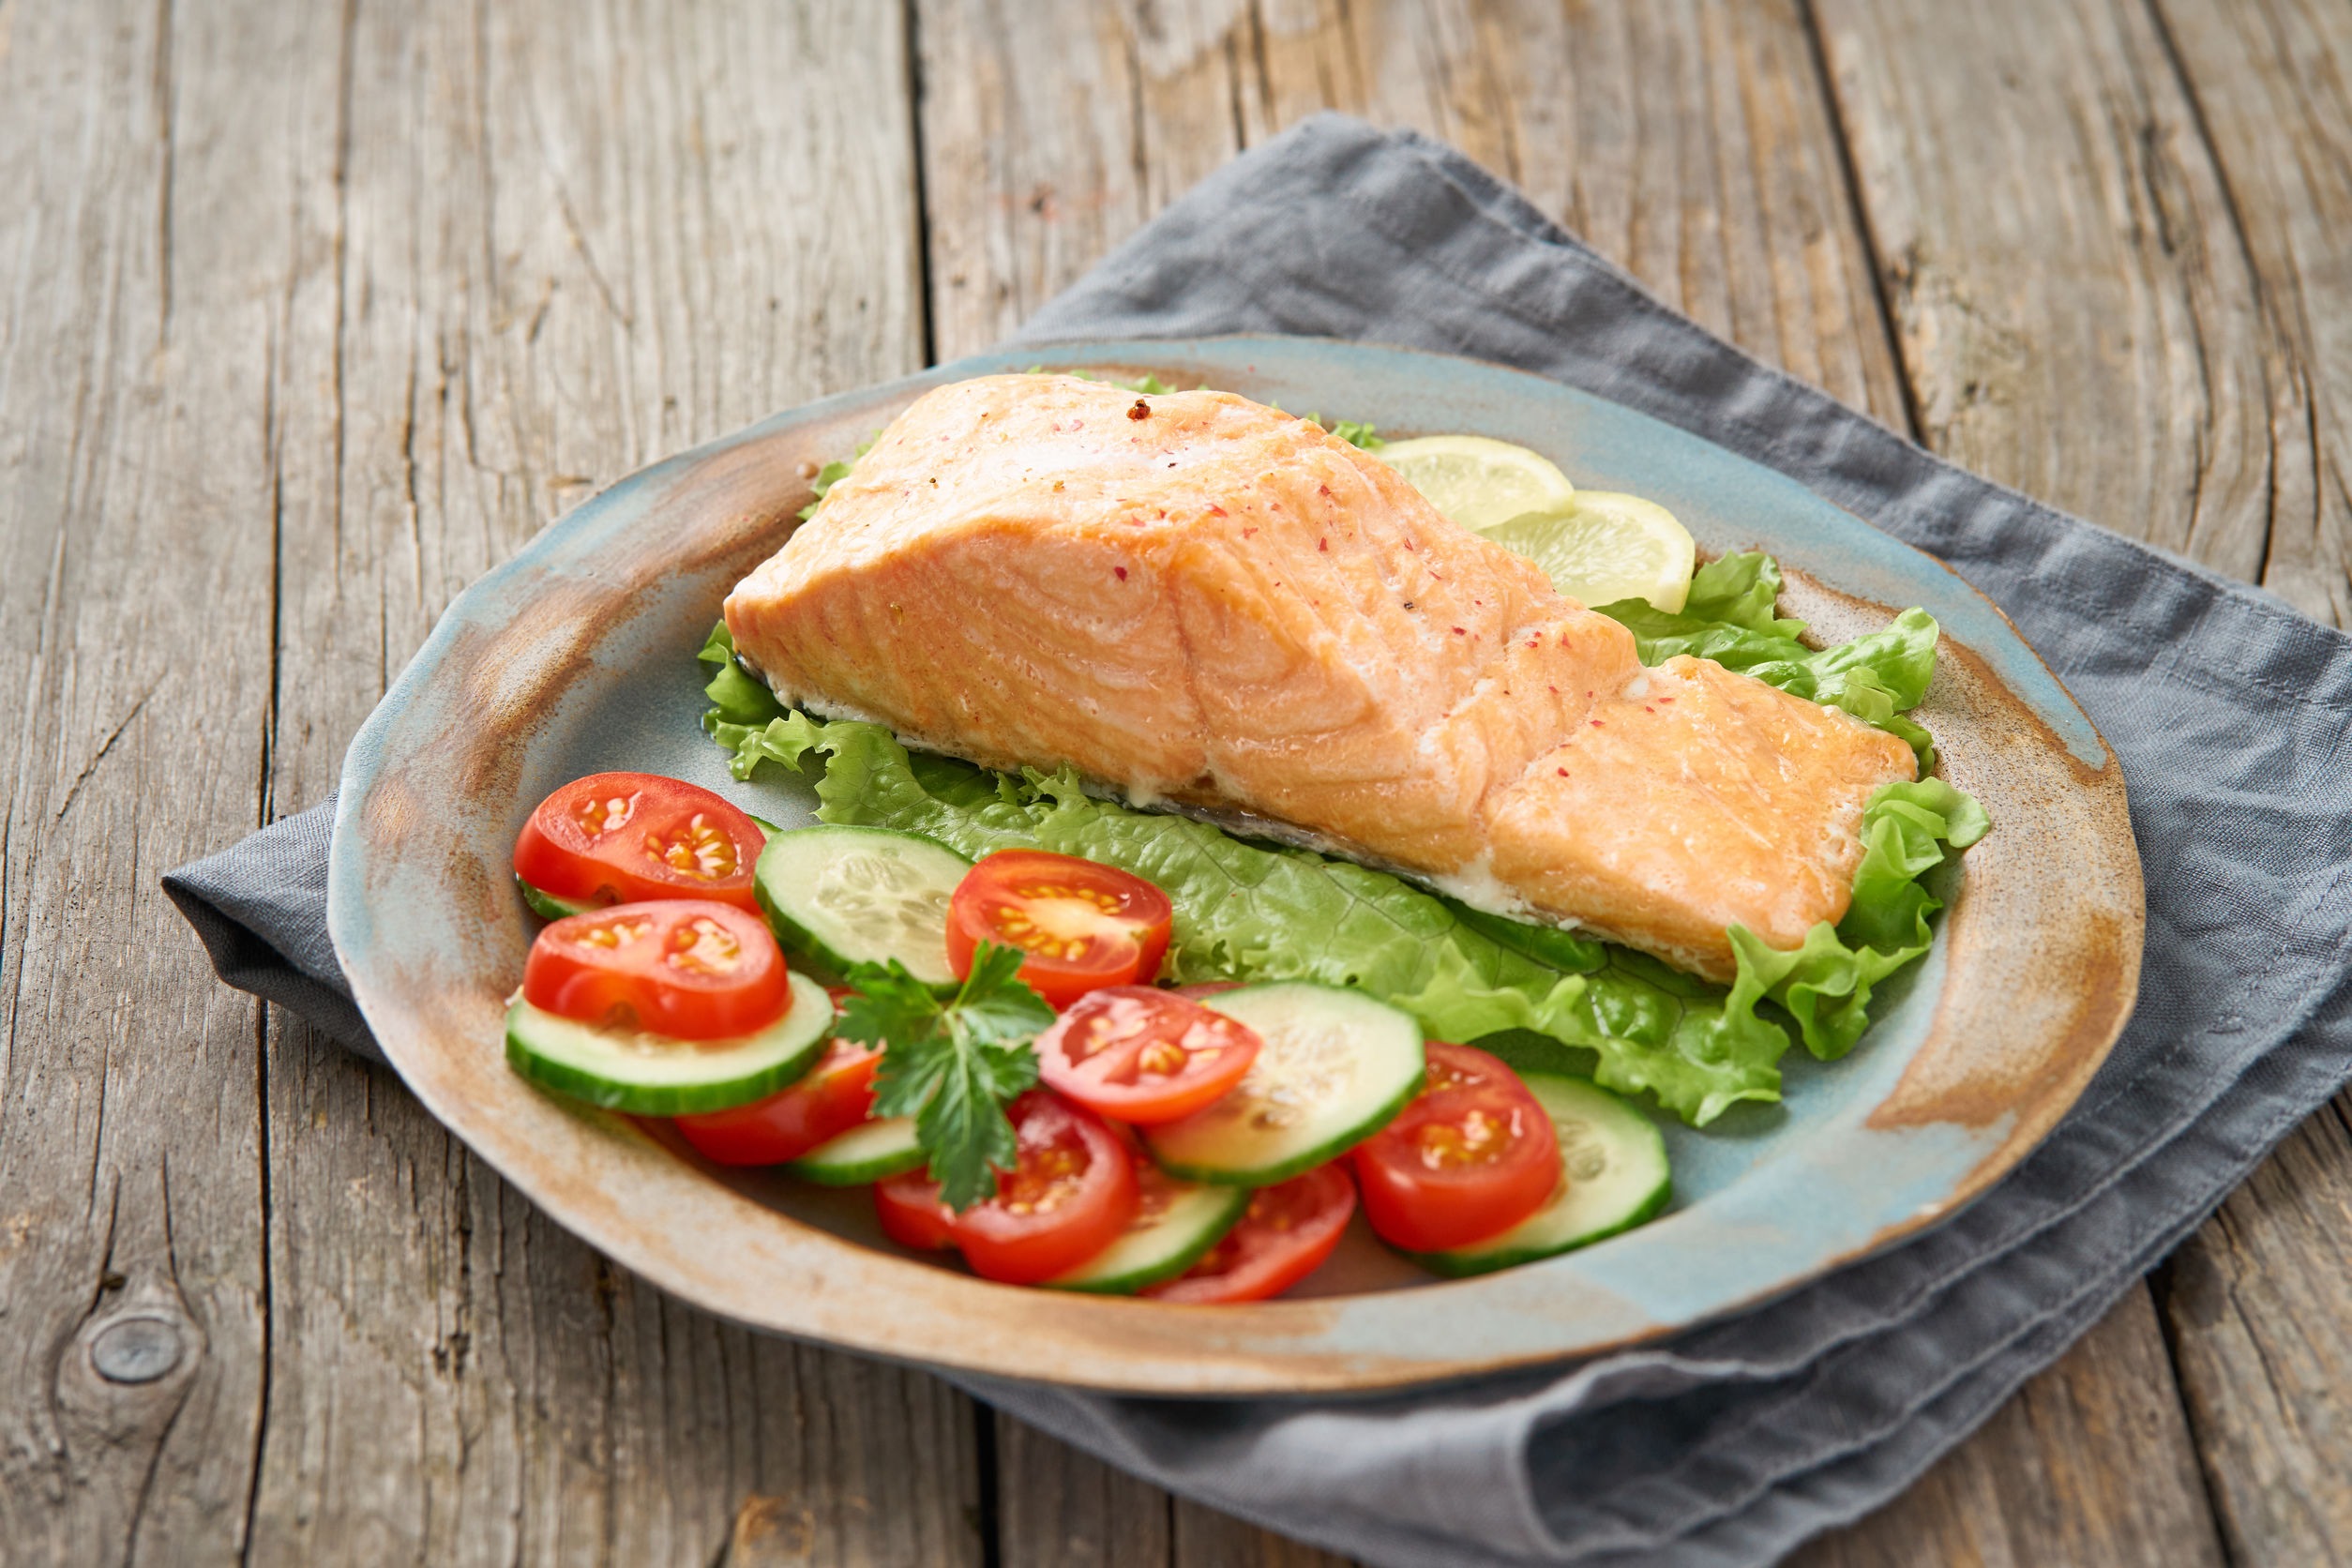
[698,621,787,731]
[1681,550,1811,639]
[1721,778,1988,1063]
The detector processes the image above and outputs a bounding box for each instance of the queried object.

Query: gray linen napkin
[164,116,2352,1568]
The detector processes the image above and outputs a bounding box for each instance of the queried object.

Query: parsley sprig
[834,942,1052,1211]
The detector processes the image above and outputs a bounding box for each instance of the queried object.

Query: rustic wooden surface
[0,0,2344,1563]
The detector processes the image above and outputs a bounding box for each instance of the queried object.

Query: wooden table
[4,1,2345,1562]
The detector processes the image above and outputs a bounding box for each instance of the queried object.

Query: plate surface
[330,336,2143,1394]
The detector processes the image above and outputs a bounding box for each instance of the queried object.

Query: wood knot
[730,1492,815,1562]
[87,1315,185,1385]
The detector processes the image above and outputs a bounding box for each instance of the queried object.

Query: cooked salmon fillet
[725,375,1918,980]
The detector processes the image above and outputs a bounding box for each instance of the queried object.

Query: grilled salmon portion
[725,375,1918,979]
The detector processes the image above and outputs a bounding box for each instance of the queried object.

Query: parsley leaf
[836,943,1051,1210]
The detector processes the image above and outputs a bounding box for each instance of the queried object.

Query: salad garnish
[837,943,1053,1210]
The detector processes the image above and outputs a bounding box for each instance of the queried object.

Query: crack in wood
[51,686,153,824]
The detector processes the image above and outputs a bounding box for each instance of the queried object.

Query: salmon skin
[725,375,1918,981]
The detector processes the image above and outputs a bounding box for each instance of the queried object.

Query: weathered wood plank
[1173,1493,1360,1567]
[2151,0,2352,627]
[1255,0,1911,427]
[2159,1103,2352,1566]
[925,0,1909,423]
[0,0,290,1560]
[992,1411,1172,1566]
[2160,1104,2352,1493]
[1813,0,2278,579]
[243,2,977,1564]
[1790,1289,2226,1568]
[917,0,1239,361]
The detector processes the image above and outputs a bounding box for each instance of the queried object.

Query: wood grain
[0,0,280,1559]
[1814,0,2279,580]
[235,1,972,1564]
[1174,1493,1361,1567]
[991,1411,1173,1566]
[2135,5,2352,1559]
[2152,0,2352,626]
[2159,1104,2352,1566]
[1790,1289,2227,1568]
[923,0,1907,420]
[1327,0,1910,426]
[917,0,1248,361]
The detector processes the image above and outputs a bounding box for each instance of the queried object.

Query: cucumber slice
[753,825,970,989]
[516,873,597,921]
[1142,984,1425,1185]
[782,1116,924,1184]
[1048,1174,1251,1295]
[1409,1073,1671,1277]
[505,972,833,1115]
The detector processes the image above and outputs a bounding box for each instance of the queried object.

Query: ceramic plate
[330,336,2143,1394]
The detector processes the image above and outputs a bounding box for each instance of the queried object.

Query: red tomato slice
[874,1170,957,1252]
[1168,981,1242,1001]
[1033,987,1260,1124]
[945,851,1173,1007]
[1142,1163,1357,1304]
[673,1035,881,1165]
[522,899,790,1041]
[515,771,766,913]
[1350,1042,1562,1253]
[949,1091,1139,1284]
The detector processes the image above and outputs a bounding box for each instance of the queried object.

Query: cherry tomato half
[949,1091,1139,1284]
[522,899,790,1041]
[674,1035,881,1165]
[1033,987,1260,1124]
[945,851,1172,1007]
[1142,1163,1357,1304]
[515,771,766,913]
[1350,1042,1561,1253]
[875,1170,958,1252]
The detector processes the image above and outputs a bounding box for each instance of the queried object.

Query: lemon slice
[1378,435,1576,532]
[1484,492,1697,612]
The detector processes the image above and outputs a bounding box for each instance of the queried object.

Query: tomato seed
[666,916,746,976]
[571,791,640,838]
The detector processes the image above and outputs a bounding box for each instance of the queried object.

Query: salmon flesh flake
[724,375,1919,981]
